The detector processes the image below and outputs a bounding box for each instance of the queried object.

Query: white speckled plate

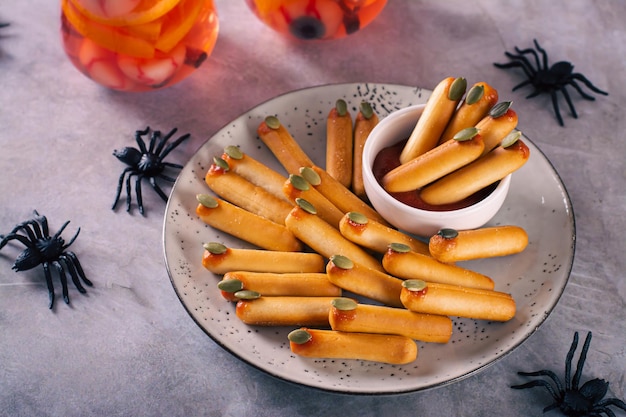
[163,83,575,394]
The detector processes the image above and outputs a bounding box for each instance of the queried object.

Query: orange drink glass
[245,0,386,40]
[61,0,219,91]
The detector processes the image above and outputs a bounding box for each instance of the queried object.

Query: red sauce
[347,219,367,235]
[330,308,356,323]
[372,139,498,211]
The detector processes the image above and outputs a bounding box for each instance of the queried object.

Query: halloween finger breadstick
[400,279,516,322]
[283,174,344,228]
[399,76,467,164]
[326,254,403,307]
[196,194,302,252]
[221,145,291,204]
[284,198,384,272]
[288,328,418,365]
[383,127,485,193]
[300,166,390,226]
[352,101,379,199]
[204,157,292,225]
[475,101,519,155]
[218,271,341,301]
[438,81,499,144]
[382,243,494,290]
[257,115,314,175]
[420,133,530,205]
[428,226,529,263]
[326,99,353,188]
[329,298,452,344]
[339,212,429,255]
[201,242,325,275]
[235,295,336,327]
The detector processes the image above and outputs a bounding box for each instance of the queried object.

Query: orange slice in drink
[154,0,202,52]
[62,0,155,58]
[69,0,182,27]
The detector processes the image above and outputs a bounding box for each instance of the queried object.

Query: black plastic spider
[512,331,626,417]
[0,210,92,309]
[494,39,608,126]
[112,126,189,215]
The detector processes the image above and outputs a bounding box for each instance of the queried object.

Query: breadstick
[221,145,291,204]
[300,166,390,226]
[283,174,344,228]
[218,271,341,301]
[284,198,384,272]
[326,99,353,188]
[382,243,494,290]
[352,101,379,199]
[399,77,467,164]
[475,101,519,155]
[288,328,418,365]
[420,134,530,205]
[428,226,529,263]
[326,254,403,307]
[400,279,516,322]
[204,157,292,225]
[339,212,429,255]
[195,194,302,252]
[383,127,485,193]
[236,296,335,327]
[257,115,314,175]
[201,242,325,275]
[328,298,452,343]
[438,81,499,144]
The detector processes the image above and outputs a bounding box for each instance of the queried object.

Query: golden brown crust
[221,271,341,298]
[338,212,429,255]
[202,247,325,275]
[352,105,379,199]
[428,225,529,263]
[382,248,494,290]
[204,163,292,225]
[329,302,452,343]
[400,281,516,322]
[236,296,335,326]
[383,134,485,193]
[289,328,418,365]
[476,108,519,156]
[196,201,302,252]
[326,105,354,188]
[284,205,384,272]
[399,77,464,163]
[420,139,530,205]
[325,257,403,307]
[283,176,344,229]
[257,117,314,175]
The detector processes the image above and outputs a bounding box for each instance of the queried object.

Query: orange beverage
[61,0,219,91]
[245,0,386,40]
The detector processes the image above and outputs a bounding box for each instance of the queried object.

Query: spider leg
[32,210,49,237]
[597,398,626,411]
[159,132,190,159]
[513,45,542,70]
[572,331,592,391]
[568,79,598,100]
[64,251,93,287]
[550,91,565,126]
[125,172,137,212]
[157,173,179,182]
[570,73,609,96]
[53,220,71,241]
[560,87,578,119]
[513,80,533,91]
[135,174,145,215]
[592,407,617,417]
[148,129,160,154]
[60,255,87,294]
[516,370,565,393]
[495,57,536,81]
[135,127,150,154]
[565,331,579,390]
[63,227,81,249]
[42,262,56,309]
[0,233,36,252]
[52,260,70,305]
[532,39,549,71]
[511,379,561,402]
[154,127,178,156]
[162,162,183,170]
[112,168,133,210]
[149,177,170,201]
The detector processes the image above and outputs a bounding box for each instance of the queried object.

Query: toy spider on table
[512,331,626,417]
[494,39,608,126]
[0,210,92,309]
[112,126,190,215]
